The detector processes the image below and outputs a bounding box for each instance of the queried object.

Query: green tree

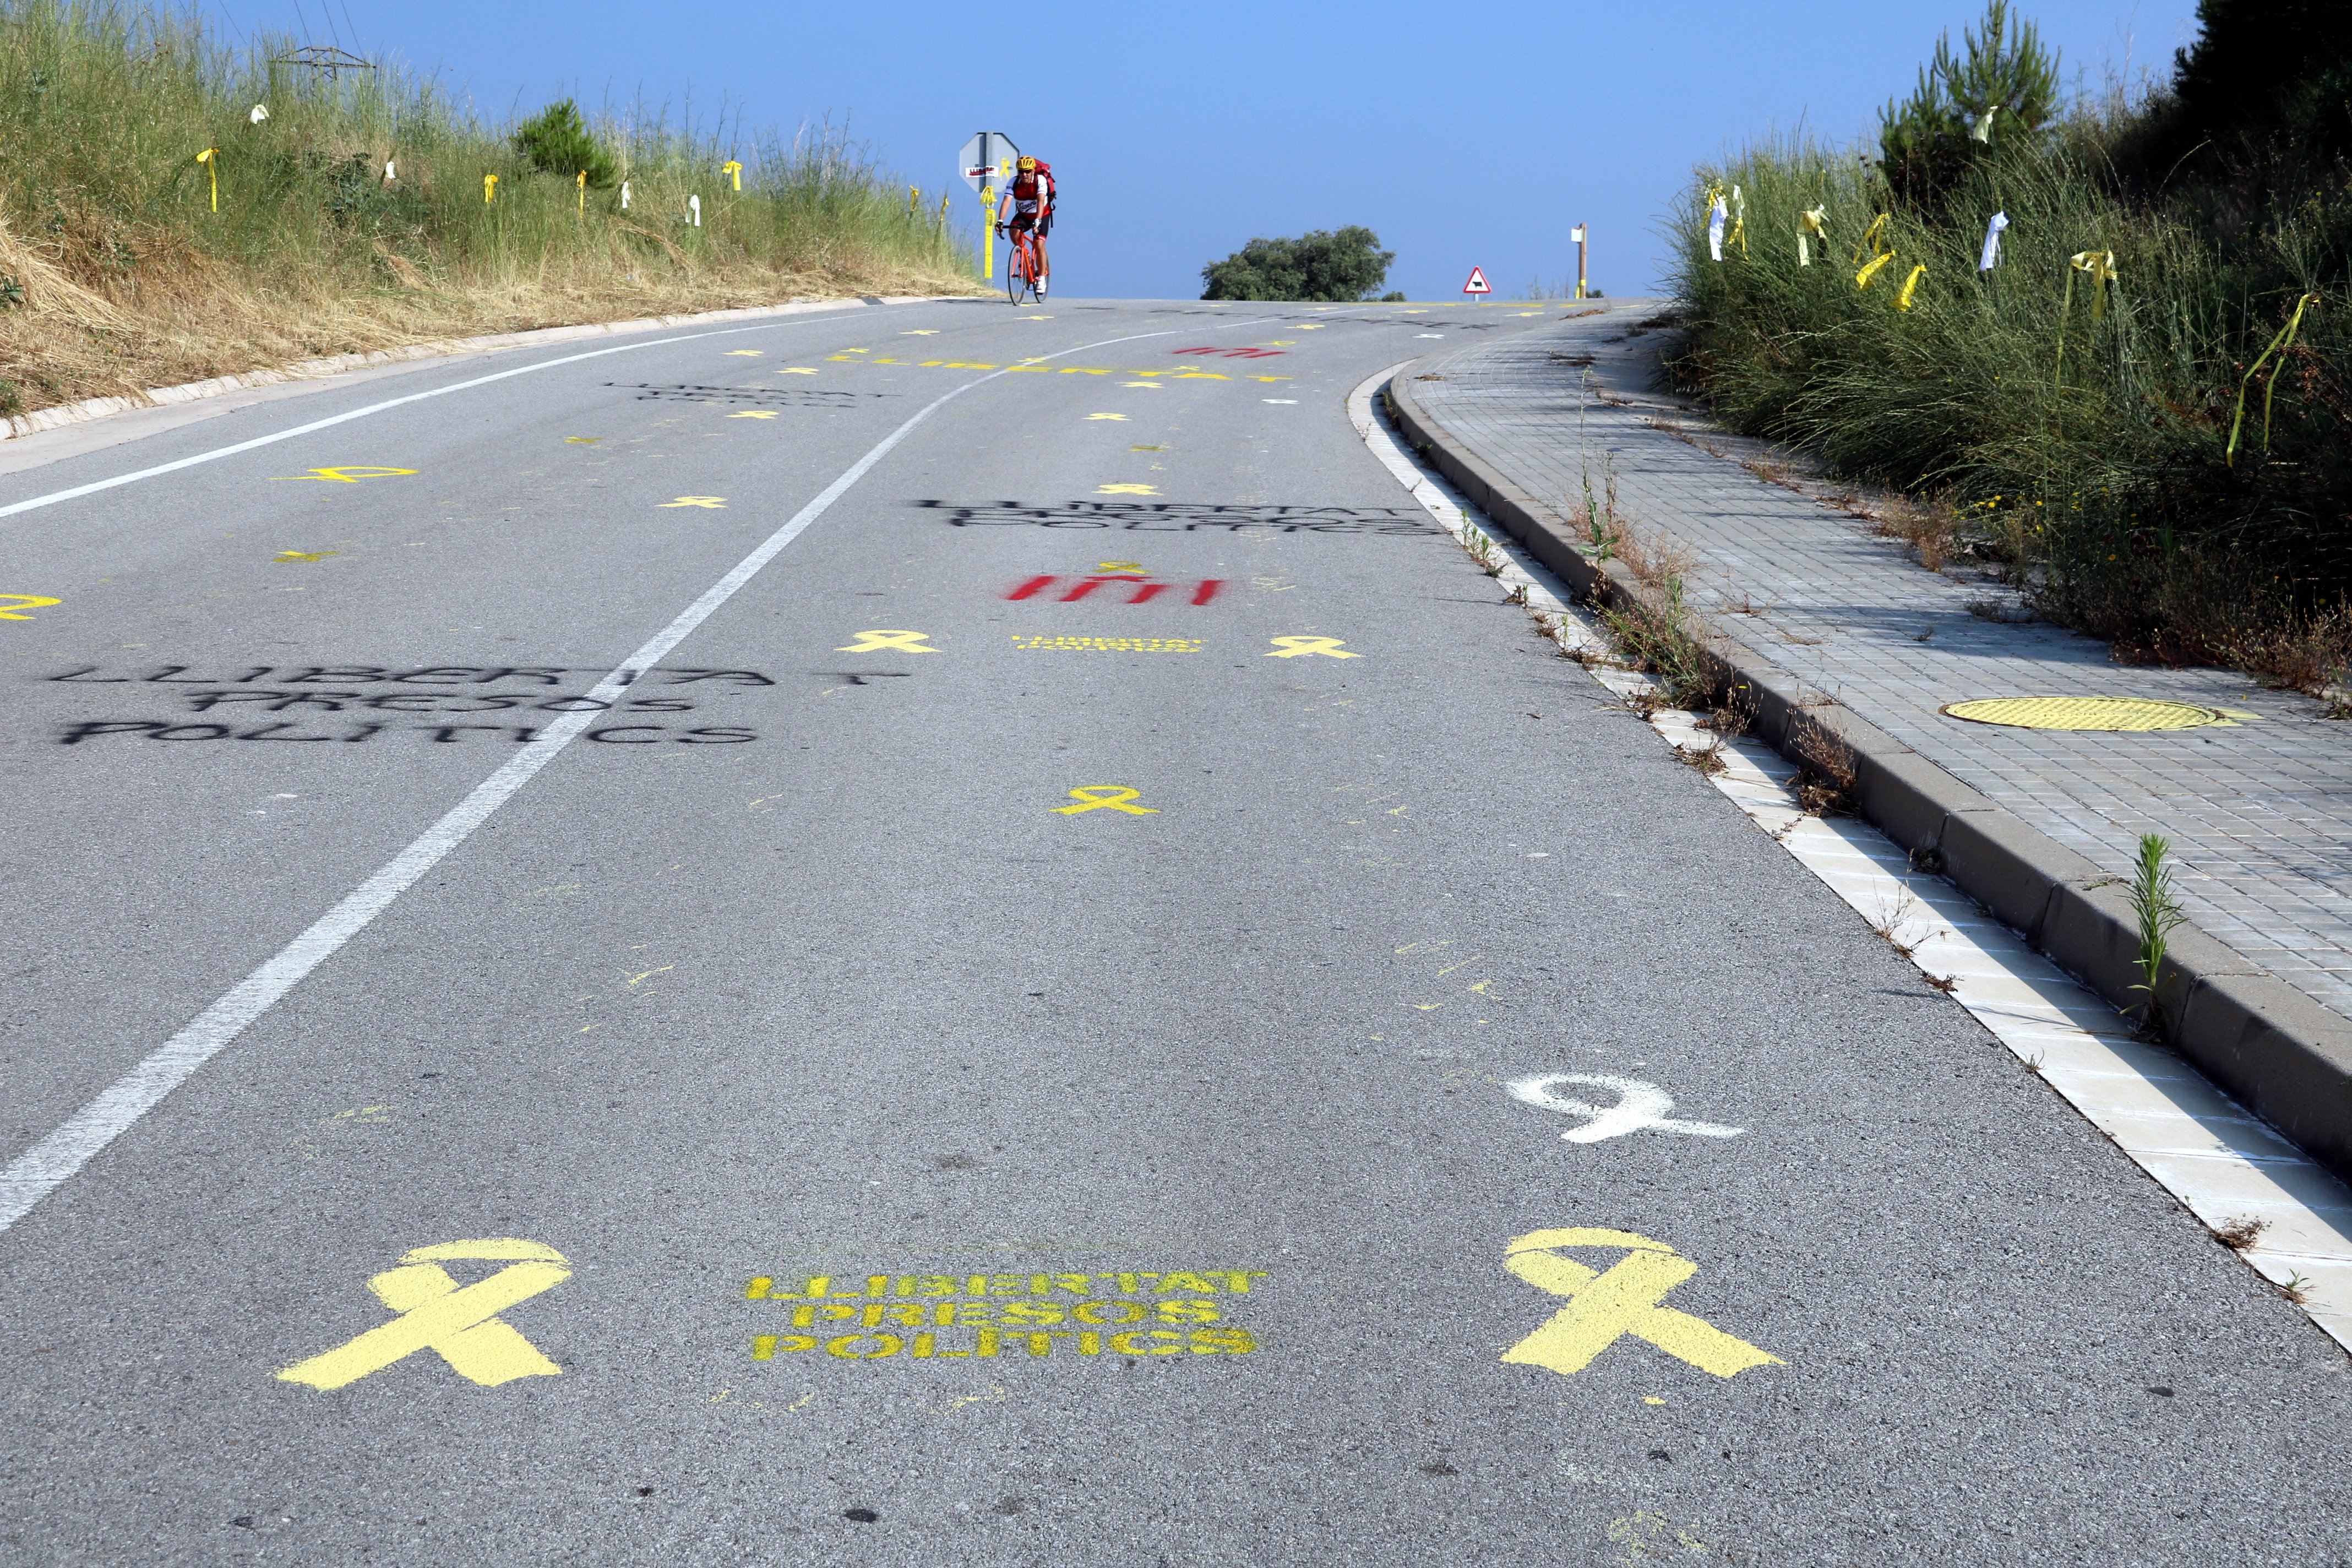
[513,99,619,190]
[1200,226,1395,301]
[1877,1,2059,210]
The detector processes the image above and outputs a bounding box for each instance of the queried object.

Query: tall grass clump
[1666,1,2352,689]
[0,0,976,414]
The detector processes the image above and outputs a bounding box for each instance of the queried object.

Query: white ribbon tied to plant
[1979,210,2009,271]
[1972,106,1997,143]
[1707,194,1727,263]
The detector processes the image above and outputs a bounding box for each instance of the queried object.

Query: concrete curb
[1,293,967,444]
[1386,364,2352,1186]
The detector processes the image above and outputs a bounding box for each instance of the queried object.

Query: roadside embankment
[0,0,980,420]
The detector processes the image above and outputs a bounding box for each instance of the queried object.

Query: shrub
[513,97,618,189]
[1667,1,2352,688]
[1201,225,1394,301]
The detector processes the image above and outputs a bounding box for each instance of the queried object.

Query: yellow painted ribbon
[1053,785,1159,816]
[195,147,219,213]
[483,173,498,205]
[1264,635,1360,659]
[1500,1228,1781,1379]
[2070,250,2117,319]
[1896,263,1927,312]
[723,159,743,193]
[2228,292,2324,468]
[1797,206,1826,268]
[277,1239,570,1391]
[834,628,938,654]
[0,594,63,620]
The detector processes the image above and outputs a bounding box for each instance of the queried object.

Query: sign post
[959,131,1020,282]
[1463,265,1491,301]
[1571,226,1587,300]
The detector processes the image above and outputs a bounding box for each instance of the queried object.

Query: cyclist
[997,155,1054,297]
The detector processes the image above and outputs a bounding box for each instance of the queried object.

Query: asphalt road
[6,296,2352,1566]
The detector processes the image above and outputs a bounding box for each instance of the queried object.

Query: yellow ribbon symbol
[1265,636,1361,659]
[195,147,220,212]
[2070,249,2117,319]
[658,495,728,508]
[278,1239,570,1391]
[483,173,498,204]
[723,159,744,192]
[1895,263,1928,312]
[1053,785,1159,816]
[269,466,420,483]
[836,628,940,655]
[0,594,62,620]
[1500,1228,1781,1380]
[1797,206,1826,268]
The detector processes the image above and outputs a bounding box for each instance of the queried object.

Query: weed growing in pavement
[1785,708,1860,815]
[2212,1216,2268,1250]
[2128,832,2188,1027]
[2283,1271,2312,1305]
[1460,518,1507,576]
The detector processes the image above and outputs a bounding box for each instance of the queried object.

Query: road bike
[1001,221,1046,305]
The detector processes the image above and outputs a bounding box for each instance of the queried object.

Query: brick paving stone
[1408,301,2352,1022]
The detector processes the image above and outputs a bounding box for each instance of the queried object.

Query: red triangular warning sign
[1463,266,1491,295]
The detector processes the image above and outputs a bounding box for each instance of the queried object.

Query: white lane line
[0,306,895,521]
[0,313,1282,1236]
[1347,364,2352,1354]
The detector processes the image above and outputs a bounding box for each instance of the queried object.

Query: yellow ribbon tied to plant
[1703,181,1728,262]
[1896,263,1928,312]
[2070,250,2116,318]
[1850,213,1888,267]
[1856,249,1896,291]
[575,169,586,216]
[1725,184,1747,257]
[195,147,220,213]
[483,173,498,205]
[723,159,743,193]
[2228,292,2323,468]
[1797,206,1826,268]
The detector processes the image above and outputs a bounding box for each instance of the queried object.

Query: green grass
[1665,110,2352,687]
[0,0,977,409]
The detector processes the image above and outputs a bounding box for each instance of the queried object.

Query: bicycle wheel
[1005,234,1035,305]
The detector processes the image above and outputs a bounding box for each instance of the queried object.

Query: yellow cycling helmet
[1017,155,1037,172]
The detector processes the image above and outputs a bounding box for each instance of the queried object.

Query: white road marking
[0,308,881,521]
[1506,1073,1743,1143]
[1348,363,2352,1353]
[0,314,1284,1236]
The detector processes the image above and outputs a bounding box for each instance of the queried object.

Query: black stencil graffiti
[43,663,776,747]
[605,382,893,407]
[913,500,1445,536]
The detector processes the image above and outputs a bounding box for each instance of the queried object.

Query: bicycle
[1001,221,1045,305]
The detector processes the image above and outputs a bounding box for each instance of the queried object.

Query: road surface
[5,297,2350,1565]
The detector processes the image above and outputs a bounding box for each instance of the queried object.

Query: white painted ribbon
[1979,211,2009,272]
[1506,1074,1743,1144]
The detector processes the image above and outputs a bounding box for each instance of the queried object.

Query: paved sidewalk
[1406,301,2352,1025]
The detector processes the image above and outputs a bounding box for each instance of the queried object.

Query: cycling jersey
[1003,166,1054,231]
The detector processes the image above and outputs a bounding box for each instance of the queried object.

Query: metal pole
[1576,225,1588,301]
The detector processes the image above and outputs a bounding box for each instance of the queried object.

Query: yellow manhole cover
[1941,696,2243,731]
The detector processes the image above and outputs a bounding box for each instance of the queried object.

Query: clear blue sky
[208,0,2198,301]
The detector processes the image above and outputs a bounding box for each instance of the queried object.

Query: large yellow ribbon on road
[1264,635,1359,659]
[279,1239,570,1391]
[1501,1228,1781,1380]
